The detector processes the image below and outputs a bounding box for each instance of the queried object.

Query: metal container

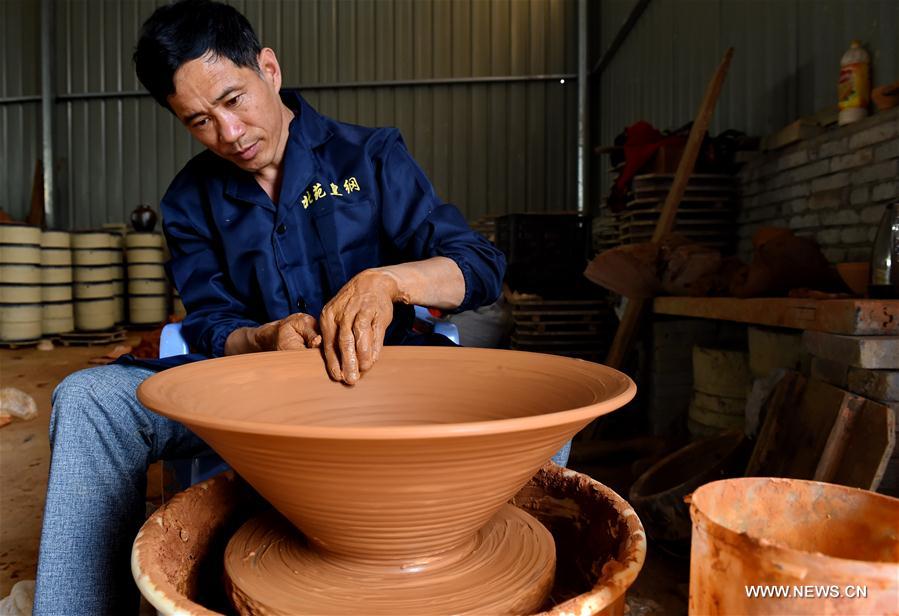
[689,477,899,615]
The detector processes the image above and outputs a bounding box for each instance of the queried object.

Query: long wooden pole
[605,48,735,369]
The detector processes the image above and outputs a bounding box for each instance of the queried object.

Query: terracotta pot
[629,432,747,548]
[835,261,870,297]
[139,349,634,565]
[133,464,646,616]
[131,205,158,232]
[689,477,899,615]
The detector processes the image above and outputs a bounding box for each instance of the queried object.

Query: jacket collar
[223,91,333,210]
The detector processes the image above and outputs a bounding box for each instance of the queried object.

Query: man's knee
[49,366,144,445]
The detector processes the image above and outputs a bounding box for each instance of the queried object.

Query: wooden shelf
[653,297,899,336]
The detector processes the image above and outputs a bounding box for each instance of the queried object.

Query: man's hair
[133,0,262,110]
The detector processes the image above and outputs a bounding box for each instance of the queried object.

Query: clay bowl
[132,465,647,616]
[629,432,749,556]
[137,348,636,566]
[835,261,870,296]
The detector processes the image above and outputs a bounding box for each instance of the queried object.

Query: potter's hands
[254,313,322,351]
[224,313,321,355]
[320,269,399,385]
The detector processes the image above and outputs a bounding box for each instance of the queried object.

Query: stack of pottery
[126,232,168,325]
[0,224,43,341]
[107,230,126,324]
[40,231,74,334]
[688,346,751,437]
[72,231,119,331]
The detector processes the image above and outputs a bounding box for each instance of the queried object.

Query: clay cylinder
[0,305,42,341]
[129,294,168,325]
[0,223,42,245]
[74,281,115,300]
[71,232,114,249]
[74,297,116,331]
[0,285,41,304]
[40,231,71,249]
[40,248,72,266]
[73,266,116,283]
[0,264,41,284]
[127,247,164,264]
[689,477,899,615]
[129,279,168,295]
[73,248,120,266]
[0,244,41,264]
[128,263,166,279]
[692,346,751,398]
[125,232,164,249]
[41,266,73,285]
[42,302,74,334]
[42,284,73,303]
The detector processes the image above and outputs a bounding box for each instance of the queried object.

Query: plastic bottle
[838,40,870,125]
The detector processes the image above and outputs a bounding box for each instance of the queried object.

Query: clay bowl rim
[690,477,899,573]
[629,430,744,504]
[137,347,636,441]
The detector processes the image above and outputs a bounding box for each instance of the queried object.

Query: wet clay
[136,349,636,613]
[137,348,635,564]
[224,504,555,615]
[132,464,647,616]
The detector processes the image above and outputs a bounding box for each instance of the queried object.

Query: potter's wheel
[224,504,556,615]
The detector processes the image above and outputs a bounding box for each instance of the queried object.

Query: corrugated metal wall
[1,1,42,222]
[595,0,899,197]
[2,0,580,229]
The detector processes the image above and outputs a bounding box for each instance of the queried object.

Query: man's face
[168,49,288,175]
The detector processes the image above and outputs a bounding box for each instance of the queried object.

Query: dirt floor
[0,339,687,614]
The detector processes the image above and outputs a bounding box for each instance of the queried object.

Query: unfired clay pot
[133,465,646,616]
[137,348,637,614]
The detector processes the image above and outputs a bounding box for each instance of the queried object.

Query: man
[33,1,504,613]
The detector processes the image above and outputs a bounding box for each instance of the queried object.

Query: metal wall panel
[1,0,42,220]
[4,0,580,228]
[596,0,899,197]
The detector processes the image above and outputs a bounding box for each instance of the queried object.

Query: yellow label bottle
[838,40,870,125]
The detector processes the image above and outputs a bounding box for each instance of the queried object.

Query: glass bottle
[869,202,899,299]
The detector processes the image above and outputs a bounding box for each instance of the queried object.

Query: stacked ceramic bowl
[0,223,43,341]
[108,231,126,324]
[72,231,119,331]
[40,230,74,334]
[126,232,168,325]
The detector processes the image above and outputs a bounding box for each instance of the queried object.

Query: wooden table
[653,297,899,336]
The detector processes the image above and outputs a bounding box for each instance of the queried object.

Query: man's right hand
[225,313,321,355]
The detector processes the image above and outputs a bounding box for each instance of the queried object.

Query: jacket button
[297,298,306,311]
[276,223,286,234]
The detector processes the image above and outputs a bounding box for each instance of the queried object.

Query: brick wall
[738,107,899,263]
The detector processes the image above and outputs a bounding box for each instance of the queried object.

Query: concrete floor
[0,340,687,614]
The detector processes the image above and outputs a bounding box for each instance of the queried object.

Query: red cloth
[609,121,680,212]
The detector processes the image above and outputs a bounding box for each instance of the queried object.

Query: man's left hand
[319,269,400,385]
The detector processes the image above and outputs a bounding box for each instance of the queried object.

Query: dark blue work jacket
[127,91,505,371]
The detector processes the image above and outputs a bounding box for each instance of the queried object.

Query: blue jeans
[33,364,207,615]
[33,363,571,614]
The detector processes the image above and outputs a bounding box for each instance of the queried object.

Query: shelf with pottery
[653,297,898,336]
